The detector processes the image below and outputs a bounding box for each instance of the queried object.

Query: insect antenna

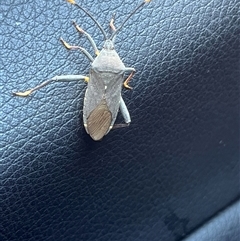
[110,0,151,41]
[67,0,108,40]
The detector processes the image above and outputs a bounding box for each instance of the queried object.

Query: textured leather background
[183,200,240,241]
[1,0,239,240]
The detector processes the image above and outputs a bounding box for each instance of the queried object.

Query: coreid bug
[13,0,152,141]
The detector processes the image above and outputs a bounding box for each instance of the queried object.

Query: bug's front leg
[109,13,117,43]
[109,13,136,90]
[60,38,94,62]
[13,75,89,97]
[72,21,100,56]
[124,67,136,89]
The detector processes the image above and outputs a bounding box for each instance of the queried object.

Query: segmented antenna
[66,0,151,41]
[66,0,108,40]
[110,0,151,40]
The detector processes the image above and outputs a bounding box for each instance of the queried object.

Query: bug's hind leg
[113,96,131,129]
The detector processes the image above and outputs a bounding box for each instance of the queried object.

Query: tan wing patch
[87,99,112,141]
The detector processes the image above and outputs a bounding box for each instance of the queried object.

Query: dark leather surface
[183,200,240,241]
[1,0,239,240]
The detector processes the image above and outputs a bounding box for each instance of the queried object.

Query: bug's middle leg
[124,67,136,89]
[13,75,89,97]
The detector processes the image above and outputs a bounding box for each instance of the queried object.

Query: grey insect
[13,0,152,141]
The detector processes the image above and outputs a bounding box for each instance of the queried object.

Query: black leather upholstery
[1,0,239,240]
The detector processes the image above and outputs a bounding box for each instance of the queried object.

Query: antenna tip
[66,0,76,5]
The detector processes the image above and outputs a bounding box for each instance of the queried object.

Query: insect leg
[113,96,131,129]
[110,13,117,32]
[123,67,136,89]
[60,38,94,62]
[109,13,117,44]
[13,75,89,97]
[72,21,100,56]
